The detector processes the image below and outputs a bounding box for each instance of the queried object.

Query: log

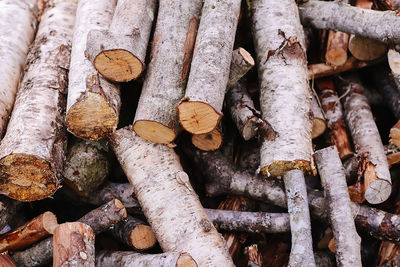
[0,252,17,267]
[0,0,76,201]
[95,251,197,267]
[12,199,127,267]
[0,0,38,137]
[109,128,234,266]
[388,48,400,86]
[337,73,392,204]
[110,215,157,251]
[314,251,335,267]
[65,0,120,141]
[63,138,109,196]
[191,126,223,151]
[177,0,241,135]
[0,211,57,253]
[315,78,353,160]
[227,48,255,88]
[314,146,362,266]
[53,222,95,267]
[0,197,20,234]
[390,120,400,148]
[252,0,313,177]
[311,94,327,139]
[86,0,156,82]
[205,209,290,233]
[298,1,400,44]
[283,170,316,267]
[132,0,203,145]
[244,244,263,267]
[308,57,369,79]
[386,144,400,167]
[325,30,349,66]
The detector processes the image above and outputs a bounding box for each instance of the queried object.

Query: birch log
[177,0,241,134]
[308,57,369,79]
[315,78,353,160]
[109,128,234,266]
[325,30,349,66]
[0,0,76,201]
[388,48,400,88]
[311,94,327,139]
[86,0,156,82]
[96,251,197,267]
[283,170,316,267]
[314,146,362,266]
[228,48,255,88]
[338,73,392,204]
[252,0,313,177]
[299,1,400,44]
[53,222,95,267]
[0,252,16,267]
[65,0,120,141]
[191,125,223,151]
[0,0,38,138]
[132,0,203,145]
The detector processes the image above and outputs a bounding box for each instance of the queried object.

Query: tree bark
[132,0,203,145]
[63,138,109,196]
[308,57,369,79]
[95,251,197,267]
[315,78,354,160]
[245,244,263,267]
[299,1,400,44]
[0,0,38,138]
[86,0,156,82]
[53,222,95,267]
[110,215,157,251]
[228,48,255,88]
[12,199,127,267]
[0,252,17,267]
[311,94,327,139]
[252,0,313,177]
[337,73,391,204]
[108,128,234,266]
[314,146,362,266]
[325,30,349,66]
[65,0,120,141]
[0,211,57,253]
[177,0,241,135]
[0,0,76,201]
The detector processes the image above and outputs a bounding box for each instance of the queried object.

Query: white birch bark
[314,146,362,267]
[0,0,76,201]
[66,0,120,141]
[86,0,156,82]
[228,48,255,88]
[133,0,203,145]
[0,0,38,137]
[108,128,234,267]
[252,0,313,177]
[177,0,241,135]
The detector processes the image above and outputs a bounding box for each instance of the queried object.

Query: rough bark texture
[53,222,95,267]
[183,148,400,243]
[314,146,362,266]
[0,0,38,138]
[109,128,234,266]
[66,0,120,141]
[283,170,316,267]
[0,0,76,201]
[95,251,197,267]
[0,211,57,253]
[177,0,241,135]
[132,0,203,145]
[86,0,156,82]
[252,0,313,177]
[299,1,400,44]
[0,197,20,233]
[311,94,327,139]
[315,78,353,160]
[228,48,255,88]
[63,138,109,196]
[325,30,349,66]
[308,57,369,79]
[206,209,290,233]
[0,252,17,267]
[110,215,156,251]
[338,73,391,204]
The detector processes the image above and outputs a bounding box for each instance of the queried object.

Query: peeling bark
[0,0,76,201]
[66,0,120,141]
[132,0,203,145]
[252,0,313,177]
[86,0,156,82]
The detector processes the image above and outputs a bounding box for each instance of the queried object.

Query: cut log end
[177,101,222,134]
[66,92,118,140]
[113,199,128,219]
[364,163,392,204]
[242,117,258,141]
[0,154,59,201]
[94,50,143,82]
[42,211,58,234]
[312,118,327,139]
[129,224,157,251]
[176,252,198,267]
[325,48,347,66]
[133,121,176,145]
[237,47,255,67]
[388,49,400,75]
[192,128,222,151]
[261,160,311,178]
[348,36,387,61]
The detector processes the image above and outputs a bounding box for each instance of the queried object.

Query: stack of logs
[1,0,400,266]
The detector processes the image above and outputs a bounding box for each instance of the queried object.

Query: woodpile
[2,0,400,266]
